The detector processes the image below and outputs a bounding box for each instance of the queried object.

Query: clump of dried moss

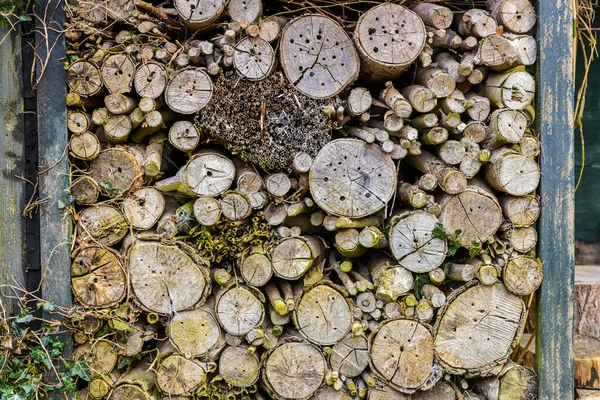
[197,71,342,171]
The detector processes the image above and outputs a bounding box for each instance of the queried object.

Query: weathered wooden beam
[535,0,575,396]
[0,26,26,317]
[34,0,72,361]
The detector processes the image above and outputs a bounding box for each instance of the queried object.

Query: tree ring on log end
[389,211,447,273]
[89,148,142,197]
[264,341,326,399]
[271,236,325,280]
[280,14,360,99]
[78,206,128,246]
[128,241,210,314]
[369,318,436,393]
[218,346,260,387]
[134,62,167,99]
[310,139,396,218]
[295,284,352,345]
[216,286,264,336]
[183,152,236,196]
[156,355,207,395]
[233,37,275,81]
[174,0,226,31]
[122,188,165,230]
[330,333,370,377]
[355,4,426,81]
[71,246,126,308]
[169,308,222,358]
[67,60,102,97]
[503,256,543,295]
[165,68,213,114]
[434,282,526,376]
[101,54,135,94]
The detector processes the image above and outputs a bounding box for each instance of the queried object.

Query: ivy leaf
[470,241,483,258]
[31,346,52,370]
[110,319,133,333]
[70,357,91,382]
[413,274,431,299]
[432,223,447,240]
[4,394,27,400]
[58,376,77,393]
[15,309,33,324]
[42,300,57,313]
[99,181,119,196]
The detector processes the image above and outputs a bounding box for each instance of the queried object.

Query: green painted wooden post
[536,0,575,397]
[34,0,73,363]
[0,26,26,317]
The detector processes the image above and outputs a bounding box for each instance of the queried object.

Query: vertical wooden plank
[34,0,72,356]
[536,0,575,397]
[0,26,26,317]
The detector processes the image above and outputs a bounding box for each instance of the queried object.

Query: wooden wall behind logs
[64,0,541,398]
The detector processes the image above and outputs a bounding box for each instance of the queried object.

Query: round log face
[369,318,435,392]
[485,151,540,196]
[368,385,409,400]
[218,346,260,387]
[128,241,208,314]
[233,37,275,81]
[389,211,447,273]
[156,355,206,395]
[295,284,352,345]
[280,14,360,99]
[503,256,543,295]
[108,384,147,400]
[101,54,135,94]
[434,283,525,375]
[73,341,118,379]
[78,206,128,246]
[355,4,426,74]
[271,237,316,279]
[67,61,102,97]
[89,148,142,196]
[71,246,126,308]
[264,342,326,399]
[170,308,221,357]
[134,62,167,99]
[122,188,165,230]
[330,333,370,377]
[184,152,235,196]
[216,286,264,335]
[165,69,213,114]
[439,187,503,247]
[169,120,200,152]
[240,253,272,286]
[313,387,354,400]
[310,139,396,218]
[174,0,225,28]
[499,0,536,33]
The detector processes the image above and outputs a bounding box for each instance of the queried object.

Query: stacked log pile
[64,0,541,398]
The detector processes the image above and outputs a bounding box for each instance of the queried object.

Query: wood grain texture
[0,26,26,316]
[535,0,575,396]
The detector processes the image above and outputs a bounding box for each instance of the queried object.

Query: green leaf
[432,223,447,240]
[30,346,52,370]
[99,181,119,196]
[110,319,133,333]
[413,274,431,299]
[15,309,33,324]
[470,241,483,258]
[41,300,57,313]
[58,376,77,393]
[18,11,30,21]
[70,357,91,381]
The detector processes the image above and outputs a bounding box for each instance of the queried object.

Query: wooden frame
[0,0,576,398]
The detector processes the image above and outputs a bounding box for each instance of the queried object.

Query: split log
[144,133,165,177]
[165,68,213,114]
[69,131,101,161]
[233,37,275,81]
[70,176,100,205]
[270,236,325,280]
[78,205,129,246]
[295,283,353,345]
[486,0,536,33]
[174,0,226,31]
[309,139,397,218]
[128,241,210,314]
[67,60,103,97]
[499,194,540,226]
[216,286,264,336]
[330,333,370,377]
[502,256,542,295]
[134,61,167,99]
[71,246,126,308]
[169,303,223,358]
[156,354,207,396]
[474,362,539,399]
[380,82,413,118]
[169,120,200,152]
[481,70,535,110]
[369,318,436,393]
[389,211,447,273]
[101,54,135,94]
[264,340,326,399]
[278,17,359,100]
[434,282,525,377]
[89,148,142,196]
[218,345,261,387]
[411,4,453,29]
[438,181,503,247]
[484,147,540,196]
[354,4,426,81]
[575,335,600,389]
[406,151,467,194]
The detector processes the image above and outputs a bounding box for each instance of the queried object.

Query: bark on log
[406,151,467,194]
[401,85,437,113]
[411,4,453,29]
[481,70,535,110]
[417,67,456,98]
[369,318,437,393]
[280,14,360,99]
[438,181,503,247]
[575,334,600,389]
[389,211,447,272]
[71,246,126,308]
[128,241,210,314]
[575,265,600,338]
[354,4,426,81]
[263,340,326,399]
[457,9,498,38]
[310,139,397,218]
[165,68,213,114]
[434,282,525,377]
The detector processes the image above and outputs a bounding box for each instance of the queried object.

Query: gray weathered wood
[535,0,574,396]
[0,26,26,317]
